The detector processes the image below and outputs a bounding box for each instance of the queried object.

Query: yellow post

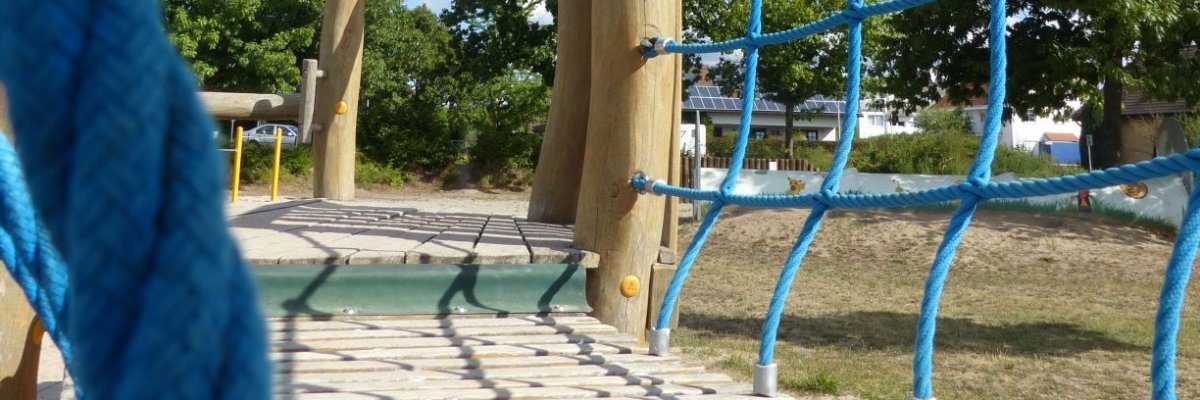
[270,127,283,201]
[231,126,243,203]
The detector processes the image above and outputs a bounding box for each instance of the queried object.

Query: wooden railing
[680,156,820,189]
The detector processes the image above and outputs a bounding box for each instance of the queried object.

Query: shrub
[914,107,972,135]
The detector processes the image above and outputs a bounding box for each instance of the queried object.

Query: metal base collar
[753,362,777,397]
[909,395,937,400]
[649,328,670,356]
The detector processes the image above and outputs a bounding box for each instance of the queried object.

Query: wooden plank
[275,372,732,394]
[0,268,41,400]
[404,214,487,264]
[230,202,355,241]
[269,315,601,332]
[526,0,592,225]
[276,362,703,386]
[239,205,405,263]
[515,220,597,267]
[271,342,645,363]
[312,0,365,201]
[273,333,636,353]
[277,382,748,400]
[472,216,532,264]
[275,353,681,374]
[328,213,446,264]
[269,322,617,341]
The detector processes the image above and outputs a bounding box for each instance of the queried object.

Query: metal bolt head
[341,307,357,316]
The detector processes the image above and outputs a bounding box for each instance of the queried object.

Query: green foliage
[358,3,463,173]
[355,154,412,188]
[792,145,834,170]
[235,144,314,184]
[164,0,323,92]
[440,0,556,86]
[875,0,1200,167]
[850,132,980,175]
[705,136,790,159]
[914,107,972,135]
[1177,113,1200,148]
[467,72,550,186]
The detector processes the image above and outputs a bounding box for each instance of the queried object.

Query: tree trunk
[1098,73,1124,168]
[313,0,365,201]
[527,0,591,224]
[784,104,795,158]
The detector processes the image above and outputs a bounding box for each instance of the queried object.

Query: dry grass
[674,207,1200,399]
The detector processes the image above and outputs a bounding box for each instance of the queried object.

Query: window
[753,129,766,140]
[1025,110,1037,121]
[806,130,819,142]
[869,115,885,126]
[714,127,724,138]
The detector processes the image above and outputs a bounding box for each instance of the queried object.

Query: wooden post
[0,82,10,134]
[661,7,683,253]
[527,0,592,224]
[574,0,681,340]
[299,59,321,144]
[313,0,365,201]
[1,267,42,400]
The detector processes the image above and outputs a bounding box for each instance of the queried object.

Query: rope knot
[958,177,990,199]
[816,189,838,208]
[842,4,868,22]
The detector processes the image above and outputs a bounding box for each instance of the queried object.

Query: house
[933,91,1082,152]
[681,85,914,143]
[1039,132,1082,165]
[1120,90,1198,163]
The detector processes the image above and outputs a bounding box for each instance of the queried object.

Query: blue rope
[912,1,1006,397]
[1150,173,1200,400]
[757,0,867,366]
[641,0,1196,397]
[0,136,72,368]
[0,0,271,398]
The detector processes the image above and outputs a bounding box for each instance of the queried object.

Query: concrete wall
[699,167,1190,227]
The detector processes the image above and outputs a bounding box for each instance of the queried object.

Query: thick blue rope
[912,1,1006,397]
[757,0,867,366]
[1150,173,1200,400]
[0,0,271,398]
[0,136,72,368]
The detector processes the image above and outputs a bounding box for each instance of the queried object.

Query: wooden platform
[270,315,774,400]
[229,200,598,267]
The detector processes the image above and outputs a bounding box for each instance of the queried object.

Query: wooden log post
[574,0,681,340]
[661,6,683,253]
[199,92,302,120]
[0,82,10,134]
[313,0,365,201]
[0,267,42,400]
[526,0,592,224]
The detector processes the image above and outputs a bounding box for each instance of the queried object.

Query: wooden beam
[648,263,680,331]
[313,0,365,201]
[661,5,683,253]
[0,267,42,400]
[199,92,302,120]
[575,0,680,341]
[527,0,592,224]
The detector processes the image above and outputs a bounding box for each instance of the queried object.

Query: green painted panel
[252,264,589,317]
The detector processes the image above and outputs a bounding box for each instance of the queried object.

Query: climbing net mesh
[634,1,1199,399]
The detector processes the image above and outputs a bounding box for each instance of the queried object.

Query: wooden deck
[229,199,598,267]
[270,315,773,400]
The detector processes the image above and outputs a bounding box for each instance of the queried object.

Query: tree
[358,2,461,171]
[440,0,556,85]
[164,0,324,92]
[875,0,1200,168]
[684,0,866,157]
[915,107,972,135]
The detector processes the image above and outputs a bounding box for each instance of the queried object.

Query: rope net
[635,1,1197,399]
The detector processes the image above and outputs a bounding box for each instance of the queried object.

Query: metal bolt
[453,306,467,313]
[341,307,357,316]
[552,305,564,311]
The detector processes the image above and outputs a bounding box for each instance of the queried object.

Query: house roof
[1043,132,1078,142]
[682,85,847,114]
[1122,90,1196,116]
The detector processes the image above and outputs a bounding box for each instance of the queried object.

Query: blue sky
[403,0,553,25]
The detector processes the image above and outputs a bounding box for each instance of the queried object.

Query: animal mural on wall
[787,177,806,195]
[1121,182,1150,199]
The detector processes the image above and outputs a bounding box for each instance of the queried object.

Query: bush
[235,144,314,184]
[355,155,411,188]
[705,135,790,159]
[914,107,972,135]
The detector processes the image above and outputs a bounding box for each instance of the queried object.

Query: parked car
[243,124,299,148]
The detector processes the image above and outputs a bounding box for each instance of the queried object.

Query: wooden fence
[679,156,820,189]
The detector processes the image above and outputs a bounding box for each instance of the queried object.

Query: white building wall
[959,106,1080,151]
